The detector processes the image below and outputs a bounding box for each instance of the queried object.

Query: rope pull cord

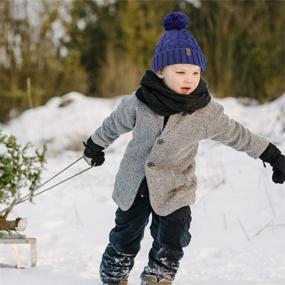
[0,156,92,216]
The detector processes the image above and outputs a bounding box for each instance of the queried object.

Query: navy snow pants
[100,177,192,283]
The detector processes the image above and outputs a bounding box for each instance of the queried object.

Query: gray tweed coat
[91,93,269,216]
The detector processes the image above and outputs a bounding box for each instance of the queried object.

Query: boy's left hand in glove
[260,143,285,184]
[83,137,105,167]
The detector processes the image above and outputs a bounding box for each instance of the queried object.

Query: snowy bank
[0,92,285,285]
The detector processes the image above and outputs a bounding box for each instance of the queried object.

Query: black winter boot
[100,244,134,284]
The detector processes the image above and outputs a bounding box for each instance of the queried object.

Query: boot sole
[141,274,172,285]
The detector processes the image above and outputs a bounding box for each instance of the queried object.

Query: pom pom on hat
[163,11,190,31]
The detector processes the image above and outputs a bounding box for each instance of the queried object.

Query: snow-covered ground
[0,92,285,285]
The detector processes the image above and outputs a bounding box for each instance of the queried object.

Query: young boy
[83,12,285,285]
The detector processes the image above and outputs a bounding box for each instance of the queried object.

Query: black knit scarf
[135,70,211,116]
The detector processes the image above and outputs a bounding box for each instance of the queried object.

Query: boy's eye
[176,72,184,74]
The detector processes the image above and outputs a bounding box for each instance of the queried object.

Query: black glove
[260,143,285,184]
[83,137,105,167]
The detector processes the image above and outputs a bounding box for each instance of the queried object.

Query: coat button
[147,162,155,167]
[157,139,164,145]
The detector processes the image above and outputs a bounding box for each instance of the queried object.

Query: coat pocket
[167,170,190,194]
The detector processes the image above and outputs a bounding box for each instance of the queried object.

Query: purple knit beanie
[152,11,206,72]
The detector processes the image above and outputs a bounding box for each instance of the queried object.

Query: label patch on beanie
[185,48,191,56]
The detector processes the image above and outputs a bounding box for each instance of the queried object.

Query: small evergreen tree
[0,130,46,206]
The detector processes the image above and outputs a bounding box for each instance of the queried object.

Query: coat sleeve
[206,102,269,159]
[90,95,136,148]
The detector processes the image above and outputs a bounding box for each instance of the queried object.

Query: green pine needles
[0,130,47,206]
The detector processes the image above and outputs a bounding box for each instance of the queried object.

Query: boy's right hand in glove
[83,137,105,167]
[260,143,285,184]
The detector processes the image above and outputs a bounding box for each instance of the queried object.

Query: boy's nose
[184,77,192,84]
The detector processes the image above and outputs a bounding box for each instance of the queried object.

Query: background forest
[0,0,284,122]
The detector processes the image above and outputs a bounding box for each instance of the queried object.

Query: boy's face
[156,64,201,95]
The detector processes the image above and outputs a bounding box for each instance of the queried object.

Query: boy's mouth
[180,87,191,94]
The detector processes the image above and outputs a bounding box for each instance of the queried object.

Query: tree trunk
[0,217,22,231]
